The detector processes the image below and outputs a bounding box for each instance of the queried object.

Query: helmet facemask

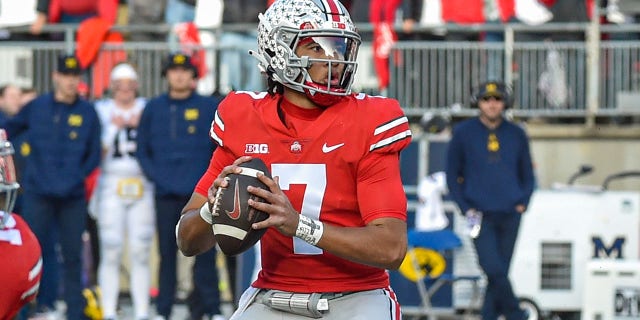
[291,33,359,106]
[255,0,361,107]
[0,131,18,229]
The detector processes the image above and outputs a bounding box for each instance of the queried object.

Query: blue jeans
[22,193,88,320]
[218,32,265,93]
[154,195,221,318]
[473,211,525,320]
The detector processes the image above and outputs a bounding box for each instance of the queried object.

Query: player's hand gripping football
[247,172,300,237]
[207,156,299,237]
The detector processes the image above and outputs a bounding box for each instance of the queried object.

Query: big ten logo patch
[245,144,269,154]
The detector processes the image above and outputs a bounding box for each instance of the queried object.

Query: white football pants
[96,175,155,320]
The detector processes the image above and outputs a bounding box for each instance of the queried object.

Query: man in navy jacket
[446,81,534,320]
[137,52,223,320]
[3,54,102,320]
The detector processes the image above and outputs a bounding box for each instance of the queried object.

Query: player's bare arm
[249,172,408,270]
[177,192,215,256]
[177,156,252,256]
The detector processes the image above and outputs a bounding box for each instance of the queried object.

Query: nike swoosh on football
[322,142,345,153]
[226,178,241,220]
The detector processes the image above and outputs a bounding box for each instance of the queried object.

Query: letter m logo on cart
[592,237,625,259]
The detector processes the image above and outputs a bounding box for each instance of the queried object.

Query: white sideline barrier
[582,260,640,320]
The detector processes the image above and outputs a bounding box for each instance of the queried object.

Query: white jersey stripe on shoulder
[214,111,225,132]
[369,130,412,151]
[29,257,42,281]
[210,129,223,147]
[374,116,409,136]
[210,110,224,146]
[20,282,40,300]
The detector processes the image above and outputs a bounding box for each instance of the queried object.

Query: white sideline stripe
[213,224,248,240]
[374,117,408,136]
[29,257,42,281]
[240,167,264,178]
[369,130,412,151]
[21,282,40,300]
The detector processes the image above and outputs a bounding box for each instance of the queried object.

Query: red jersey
[0,213,42,319]
[196,91,411,293]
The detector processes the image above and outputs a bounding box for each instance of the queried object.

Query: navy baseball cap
[162,52,198,77]
[476,81,507,99]
[57,54,82,75]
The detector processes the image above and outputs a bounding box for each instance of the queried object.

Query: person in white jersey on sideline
[93,62,155,320]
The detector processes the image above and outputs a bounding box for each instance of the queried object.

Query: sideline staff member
[446,81,534,320]
[3,54,102,320]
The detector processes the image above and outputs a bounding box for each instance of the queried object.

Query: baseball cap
[57,54,83,75]
[110,63,138,81]
[476,81,506,99]
[162,52,198,77]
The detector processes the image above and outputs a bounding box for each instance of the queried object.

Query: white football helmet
[254,0,361,106]
[0,129,19,228]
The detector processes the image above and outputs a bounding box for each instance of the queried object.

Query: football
[211,158,271,256]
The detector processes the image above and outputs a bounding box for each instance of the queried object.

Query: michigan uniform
[94,97,155,319]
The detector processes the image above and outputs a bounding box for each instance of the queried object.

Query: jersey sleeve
[357,151,408,224]
[356,96,412,223]
[198,92,266,196]
[194,147,236,197]
[209,91,270,148]
[365,97,412,154]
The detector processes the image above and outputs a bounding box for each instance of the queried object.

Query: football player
[93,63,155,320]
[0,129,42,319]
[176,0,412,319]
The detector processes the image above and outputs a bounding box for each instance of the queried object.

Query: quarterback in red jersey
[176,0,411,319]
[0,129,42,319]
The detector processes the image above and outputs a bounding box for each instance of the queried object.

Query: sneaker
[211,315,227,320]
[152,316,167,320]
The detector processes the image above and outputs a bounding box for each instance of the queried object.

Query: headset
[470,81,514,109]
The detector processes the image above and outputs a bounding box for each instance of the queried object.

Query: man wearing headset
[136,52,224,320]
[446,81,535,320]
